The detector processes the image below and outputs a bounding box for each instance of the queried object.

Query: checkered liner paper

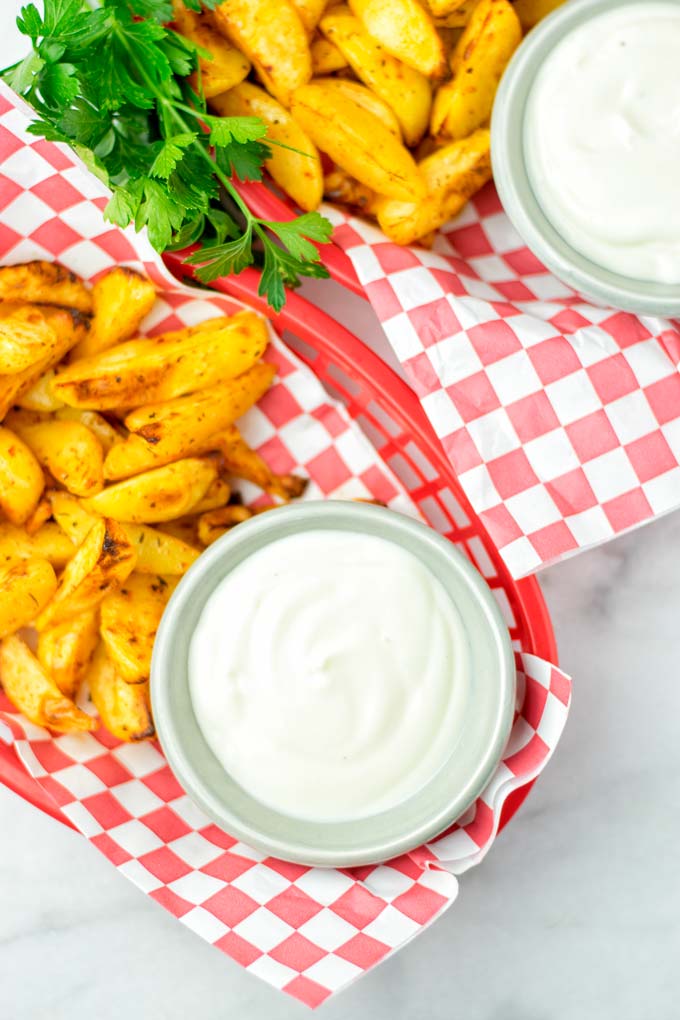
[0,83,571,1008]
[327,194,680,578]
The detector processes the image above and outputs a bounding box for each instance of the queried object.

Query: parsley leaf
[7,0,332,309]
[149,132,196,179]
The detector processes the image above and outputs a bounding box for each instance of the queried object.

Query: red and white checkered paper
[0,82,571,1007]
[327,195,680,578]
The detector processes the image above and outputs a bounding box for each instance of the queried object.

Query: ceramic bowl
[151,501,515,867]
[491,0,680,317]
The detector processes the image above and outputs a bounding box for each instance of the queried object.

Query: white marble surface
[2,7,680,1018]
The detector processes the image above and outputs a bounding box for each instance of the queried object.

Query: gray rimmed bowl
[151,501,515,867]
[491,0,680,318]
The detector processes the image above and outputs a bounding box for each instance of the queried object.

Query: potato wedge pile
[175,0,563,245]
[0,261,306,741]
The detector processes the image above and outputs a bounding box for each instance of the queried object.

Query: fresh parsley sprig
[5,0,333,310]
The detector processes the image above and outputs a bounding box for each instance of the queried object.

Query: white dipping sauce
[189,530,469,821]
[524,2,680,283]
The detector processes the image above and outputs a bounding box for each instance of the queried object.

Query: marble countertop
[2,8,679,1018]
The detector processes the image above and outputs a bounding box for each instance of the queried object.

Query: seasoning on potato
[0,262,306,742]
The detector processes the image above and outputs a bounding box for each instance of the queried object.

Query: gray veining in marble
[1,7,679,1017]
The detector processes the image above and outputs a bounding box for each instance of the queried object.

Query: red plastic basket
[1,250,557,837]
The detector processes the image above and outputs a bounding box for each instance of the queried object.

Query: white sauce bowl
[151,502,515,867]
[491,0,680,317]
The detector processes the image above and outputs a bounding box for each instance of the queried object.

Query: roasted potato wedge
[431,0,521,139]
[216,427,308,501]
[0,303,60,374]
[324,169,378,214]
[83,458,218,524]
[87,645,154,741]
[37,610,99,700]
[291,0,327,33]
[48,490,99,546]
[320,7,431,145]
[52,310,268,410]
[428,0,477,23]
[190,477,232,515]
[55,408,121,453]
[0,635,96,732]
[16,368,65,411]
[312,76,401,136]
[36,517,137,629]
[70,267,157,360]
[122,524,200,575]
[0,261,92,314]
[376,128,492,243]
[0,308,89,419]
[100,574,177,683]
[0,558,57,638]
[310,34,348,73]
[198,504,255,546]
[348,0,446,77]
[210,84,323,212]
[426,0,472,14]
[6,415,104,497]
[24,497,52,536]
[292,81,424,200]
[172,1,252,98]
[49,492,200,575]
[212,0,312,106]
[103,362,276,480]
[513,0,564,30]
[156,515,200,547]
[0,426,45,526]
[0,522,75,571]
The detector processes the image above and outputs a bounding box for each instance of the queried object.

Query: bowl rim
[491,0,680,317]
[151,501,516,867]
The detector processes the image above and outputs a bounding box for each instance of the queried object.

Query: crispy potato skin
[292,81,425,201]
[310,35,348,74]
[320,8,432,145]
[0,558,57,638]
[48,491,200,575]
[6,415,104,497]
[0,308,89,419]
[37,610,99,700]
[312,77,402,136]
[290,0,327,34]
[210,84,323,211]
[104,362,276,480]
[0,522,75,571]
[0,426,44,525]
[0,303,59,374]
[430,0,521,139]
[87,644,155,741]
[70,267,156,360]
[216,427,309,501]
[0,261,93,314]
[100,574,177,683]
[348,0,446,78]
[83,458,218,524]
[376,128,492,243]
[0,634,96,733]
[198,504,255,546]
[212,0,312,106]
[36,517,137,629]
[52,310,268,410]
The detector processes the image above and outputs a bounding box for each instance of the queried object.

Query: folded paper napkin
[0,82,571,1007]
[328,200,680,578]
